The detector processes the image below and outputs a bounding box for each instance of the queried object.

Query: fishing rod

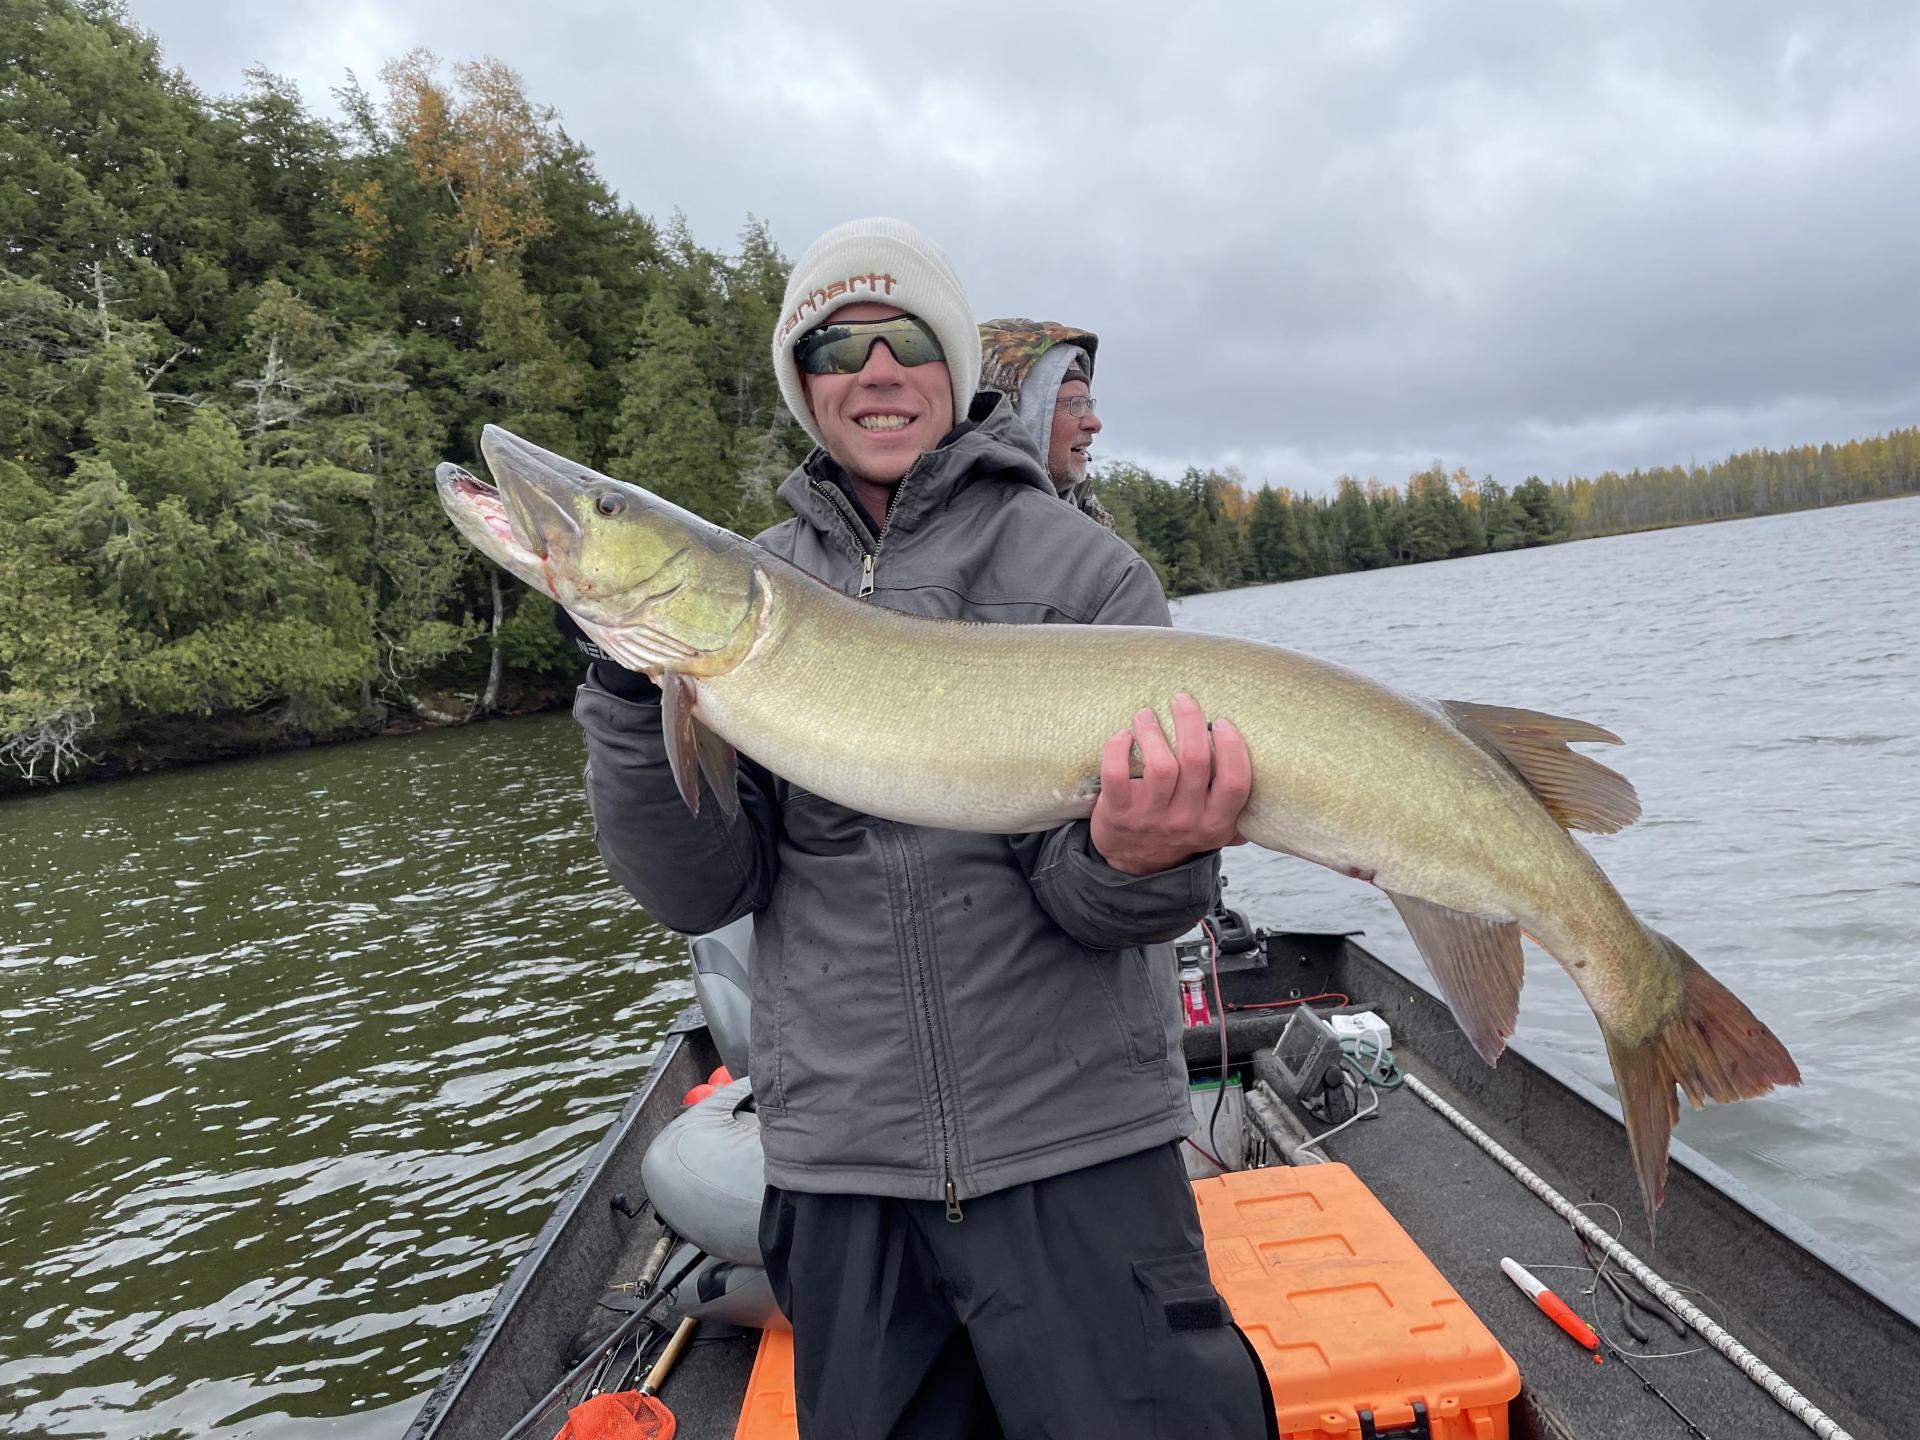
[499,1242,708,1440]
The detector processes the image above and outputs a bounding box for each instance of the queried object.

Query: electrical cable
[1341,1033,1404,1089]
[1225,991,1350,1012]
[1202,917,1231,1170]
[1293,1070,1379,1154]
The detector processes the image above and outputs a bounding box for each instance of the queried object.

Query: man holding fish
[561,218,1274,1436]
[440,213,1798,1439]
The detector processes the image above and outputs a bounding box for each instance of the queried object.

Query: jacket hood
[978,318,1099,398]
[978,318,1097,462]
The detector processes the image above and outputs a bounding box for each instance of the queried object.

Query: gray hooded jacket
[572,393,1214,1206]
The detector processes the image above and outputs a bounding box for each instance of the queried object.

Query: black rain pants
[759,1141,1276,1439]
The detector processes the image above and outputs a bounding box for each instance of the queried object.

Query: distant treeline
[1097,427,1920,597]
[3,1,1915,788]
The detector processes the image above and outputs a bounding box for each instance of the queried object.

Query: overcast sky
[127,0,1919,493]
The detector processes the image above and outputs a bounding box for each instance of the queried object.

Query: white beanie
[772,217,981,449]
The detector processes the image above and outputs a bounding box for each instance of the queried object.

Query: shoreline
[8,492,1916,797]
[0,691,575,802]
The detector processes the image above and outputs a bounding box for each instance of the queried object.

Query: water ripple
[0,716,684,1438]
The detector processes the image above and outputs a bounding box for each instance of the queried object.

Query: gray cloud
[131,0,1920,491]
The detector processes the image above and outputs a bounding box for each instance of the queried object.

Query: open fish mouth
[435,462,549,571]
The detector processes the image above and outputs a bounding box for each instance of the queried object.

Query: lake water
[2,496,1916,1437]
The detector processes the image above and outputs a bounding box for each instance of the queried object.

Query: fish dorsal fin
[662,673,741,820]
[1386,893,1525,1066]
[1439,700,1641,835]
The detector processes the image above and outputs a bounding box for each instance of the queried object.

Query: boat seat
[661,1240,788,1331]
[690,916,754,1078]
[642,1076,765,1267]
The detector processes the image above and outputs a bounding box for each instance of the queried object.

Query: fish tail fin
[1604,930,1802,1230]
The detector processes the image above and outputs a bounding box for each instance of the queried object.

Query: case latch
[1357,1401,1431,1440]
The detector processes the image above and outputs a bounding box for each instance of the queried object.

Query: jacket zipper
[893,827,963,1221]
[812,468,961,1215]
[872,464,959,1215]
[810,460,927,601]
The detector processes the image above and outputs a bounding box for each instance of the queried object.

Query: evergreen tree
[1479,478,1525,550]
[1332,478,1388,569]
[1399,466,1455,562]
[1514,475,1570,544]
[1247,485,1306,582]
[612,291,737,522]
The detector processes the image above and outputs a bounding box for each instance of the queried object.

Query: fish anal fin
[695,721,740,819]
[661,672,701,818]
[1440,700,1642,835]
[1604,929,1803,1228]
[1386,892,1524,1067]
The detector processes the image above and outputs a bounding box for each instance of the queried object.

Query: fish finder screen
[1273,1004,1342,1098]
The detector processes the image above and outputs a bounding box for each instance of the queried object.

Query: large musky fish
[438,424,1800,1224]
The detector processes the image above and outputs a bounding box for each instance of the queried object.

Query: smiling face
[1045,377,1102,492]
[800,302,956,499]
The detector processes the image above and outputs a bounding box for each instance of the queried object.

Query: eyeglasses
[794,316,947,375]
[1056,395,1098,418]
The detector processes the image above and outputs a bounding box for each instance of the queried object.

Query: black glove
[553,603,660,703]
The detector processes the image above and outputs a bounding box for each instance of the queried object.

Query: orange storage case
[732,1325,799,1440]
[1193,1163,1519,1439]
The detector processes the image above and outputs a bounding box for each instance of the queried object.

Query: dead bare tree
[0,705,98,783]
[232,330,311,437]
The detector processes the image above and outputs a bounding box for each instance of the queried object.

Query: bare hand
[1089,693,1252,876]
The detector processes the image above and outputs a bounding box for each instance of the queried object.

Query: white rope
[1401,1072,1854,1440]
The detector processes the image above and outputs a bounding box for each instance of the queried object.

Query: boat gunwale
[404,1015,712,1440]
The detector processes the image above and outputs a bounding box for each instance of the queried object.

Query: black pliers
[1580,1236,1689,1345]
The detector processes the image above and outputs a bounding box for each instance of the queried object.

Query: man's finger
[1098,728,1135,817]
[1132,706,1177,807]
[1203,718,1255,832]
[1157,692,1209,826]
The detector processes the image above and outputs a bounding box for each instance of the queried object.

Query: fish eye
[595,493,625,517]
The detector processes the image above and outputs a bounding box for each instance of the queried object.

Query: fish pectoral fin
[1439,700,1642,835]
[661,673,701,818]
[694,719,740,820]
[1386,892,1524,1067]
[662,673,740,820]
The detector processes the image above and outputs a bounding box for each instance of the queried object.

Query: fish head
[436,425,767,677]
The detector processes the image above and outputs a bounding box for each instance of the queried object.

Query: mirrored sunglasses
[794,316,947,375]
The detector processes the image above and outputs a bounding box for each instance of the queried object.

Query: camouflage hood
[978,318,1099,405]
[978,318,1113,528]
